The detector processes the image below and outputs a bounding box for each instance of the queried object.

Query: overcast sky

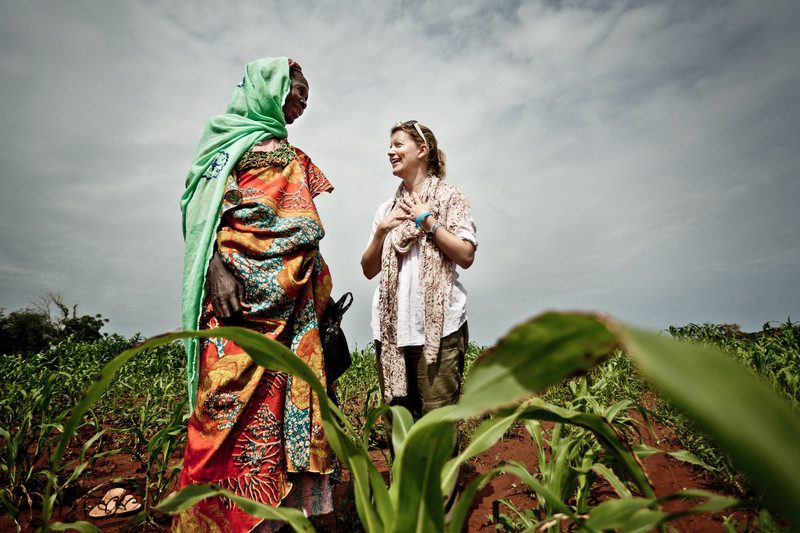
[1,0,798,348]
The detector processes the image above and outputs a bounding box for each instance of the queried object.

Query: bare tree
[31,291,74,326]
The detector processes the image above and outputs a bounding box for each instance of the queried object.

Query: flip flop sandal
[115,494,142,515]
[88,487,126,518]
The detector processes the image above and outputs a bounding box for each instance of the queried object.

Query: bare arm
[420,215,475,268]
[400,192,476,269]
[360,205,411,279]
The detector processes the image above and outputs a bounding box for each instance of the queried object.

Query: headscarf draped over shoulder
[180,57,296,409]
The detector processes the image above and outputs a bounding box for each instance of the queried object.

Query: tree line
[0,292,108,355]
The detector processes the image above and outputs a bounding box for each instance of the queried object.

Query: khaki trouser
[375,321,468,420]
[375,322,468,508]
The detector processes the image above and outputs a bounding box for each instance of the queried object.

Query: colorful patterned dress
[174,141,335,532]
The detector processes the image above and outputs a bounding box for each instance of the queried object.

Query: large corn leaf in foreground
[156,483,314,532]
[623,326,800,527]
[452,312,619,419]
[388,405,456,533]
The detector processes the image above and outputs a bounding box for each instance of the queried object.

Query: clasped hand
[398,192,432,224]
[206,251,248,322]
[376,192,433,235]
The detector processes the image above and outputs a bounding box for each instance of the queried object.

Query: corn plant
[116,396,188,526]
[660,319,800,495]
[0,372,108,531]
[37,312,800,532]
[489,368,714,532]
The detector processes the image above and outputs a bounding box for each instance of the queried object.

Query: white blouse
[368,196,478,346]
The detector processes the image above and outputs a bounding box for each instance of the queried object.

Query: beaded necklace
[237,140,296,171]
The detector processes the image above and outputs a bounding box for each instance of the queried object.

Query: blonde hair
[391,121,446,178]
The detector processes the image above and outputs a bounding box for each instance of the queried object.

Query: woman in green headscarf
[176,57,336,532]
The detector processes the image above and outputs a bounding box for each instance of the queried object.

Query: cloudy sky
[1,0,798,347]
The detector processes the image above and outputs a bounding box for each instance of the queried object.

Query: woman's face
[283,71,309,125]
[388,130,426,178]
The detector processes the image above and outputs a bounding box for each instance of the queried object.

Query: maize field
[1,314,799,532]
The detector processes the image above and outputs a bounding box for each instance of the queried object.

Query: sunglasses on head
[393,120,429,150]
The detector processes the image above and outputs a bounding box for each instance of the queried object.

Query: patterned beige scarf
[378,174,471,401]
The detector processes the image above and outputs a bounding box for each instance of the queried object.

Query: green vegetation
[0,335,184,530]
[0,316,798,532]
[657,320,800,493]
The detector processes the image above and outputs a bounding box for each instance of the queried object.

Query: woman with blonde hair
[361,120,477,423]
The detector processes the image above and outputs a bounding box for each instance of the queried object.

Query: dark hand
[206,250,246,322]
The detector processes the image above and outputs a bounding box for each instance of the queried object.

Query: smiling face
[282,70,309,125]
[388,130,428,178]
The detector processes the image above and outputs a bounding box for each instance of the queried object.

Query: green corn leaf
[91,448,123,460]
[78,430,105,463]
[389,406,457,533]
[666,450,715,472]
[389,405,414,454]
[361,404,390,449]
[632,443,661,459]
[658,489,739,513]
[63,462,88,487]
[118,426,146,444]
[500,460,574,517]
[446,464,506,533]
[509,398,655,499]
[0,489,19,519]
[47,521,101,533]
[658,489,741,525]
[633,444,715,471]
[591,463,632,498]
[328,422,385,532]
[524,420,546,467]
[367,458,393,524]
[441,407,522,494]
[547,436,575,502]
[618,508,668,533]
[155,483,313,532]
[453,312,620,419]
[582,497,658,530]
[623,325,800,526]
[12,414,31,462]
[40,491,57,530]
[496,497,534,528]
[604,400,631,423]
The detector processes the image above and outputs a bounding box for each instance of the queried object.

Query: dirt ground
[463,418,753,532]
[2,413,755,532]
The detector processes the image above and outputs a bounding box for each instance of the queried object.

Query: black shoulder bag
[320,292,353,389]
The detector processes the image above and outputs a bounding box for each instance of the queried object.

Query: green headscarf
[181,57,293,409]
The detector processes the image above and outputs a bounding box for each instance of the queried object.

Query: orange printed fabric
[175,142,334,532]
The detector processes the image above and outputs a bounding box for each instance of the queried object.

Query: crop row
[1,318,798,531]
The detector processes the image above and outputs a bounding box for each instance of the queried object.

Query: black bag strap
[335,292,353,315]
[323,292,353,331]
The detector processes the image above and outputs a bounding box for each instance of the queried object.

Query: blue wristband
[415,212,432,228]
